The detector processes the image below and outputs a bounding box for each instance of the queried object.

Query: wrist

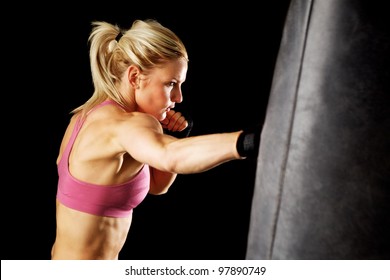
[236,126,261,159]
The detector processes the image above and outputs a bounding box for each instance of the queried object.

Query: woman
[51,19,259,259]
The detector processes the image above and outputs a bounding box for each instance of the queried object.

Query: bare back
[52,101,149,259]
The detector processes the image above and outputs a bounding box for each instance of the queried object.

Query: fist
[160,110,188,132]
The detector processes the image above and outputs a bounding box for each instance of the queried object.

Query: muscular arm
[114,113,242,192]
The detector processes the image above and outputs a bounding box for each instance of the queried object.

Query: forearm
[164,131,243,174]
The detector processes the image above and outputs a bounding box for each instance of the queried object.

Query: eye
[168,81,176,87]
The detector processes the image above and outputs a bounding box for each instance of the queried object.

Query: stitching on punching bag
[268,0,315,259]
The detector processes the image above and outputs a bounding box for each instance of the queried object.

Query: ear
[127,65,141,89]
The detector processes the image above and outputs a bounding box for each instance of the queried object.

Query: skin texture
[52,58,243,259]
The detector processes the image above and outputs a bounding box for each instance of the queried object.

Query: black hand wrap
[163,117,193,138]
[236,125,262,159]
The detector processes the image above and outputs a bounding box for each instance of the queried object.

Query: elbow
[149,187,169,195]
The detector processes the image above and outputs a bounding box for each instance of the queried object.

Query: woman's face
[135,58,188,121]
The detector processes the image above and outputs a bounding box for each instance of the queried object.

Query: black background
[3,1,291,260]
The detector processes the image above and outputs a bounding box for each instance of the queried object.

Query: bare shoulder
[122,112,162,131]
[86,105,160,133]
[110,112,165,157]
[110,112,163,149]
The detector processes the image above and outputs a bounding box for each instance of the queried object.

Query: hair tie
[115,32,123,42]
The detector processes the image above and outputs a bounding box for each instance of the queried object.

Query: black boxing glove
[163,116,193,138]
[236,125,262,159]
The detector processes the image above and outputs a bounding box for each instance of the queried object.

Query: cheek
[138,87,170,111]
[141,91,169,115]
[151,89,170,105]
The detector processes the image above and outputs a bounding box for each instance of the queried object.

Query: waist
[52,201,132,260]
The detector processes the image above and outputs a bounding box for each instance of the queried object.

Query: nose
[171,88,183,103]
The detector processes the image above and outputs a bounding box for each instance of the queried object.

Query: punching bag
[246,0,390,259]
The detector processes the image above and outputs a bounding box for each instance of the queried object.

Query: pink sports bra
[56,100,150,218]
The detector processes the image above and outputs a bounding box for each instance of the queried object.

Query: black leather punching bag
[246,0,390,259]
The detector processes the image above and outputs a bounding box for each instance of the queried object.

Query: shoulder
[85,104,160,131]
[124,112,162,131]
[84,106,162,134]
[111,112,165,156]
[81,104,164,144]
[111,112,163,143]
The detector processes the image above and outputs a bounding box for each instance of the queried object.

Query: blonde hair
[72,19,188,117]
